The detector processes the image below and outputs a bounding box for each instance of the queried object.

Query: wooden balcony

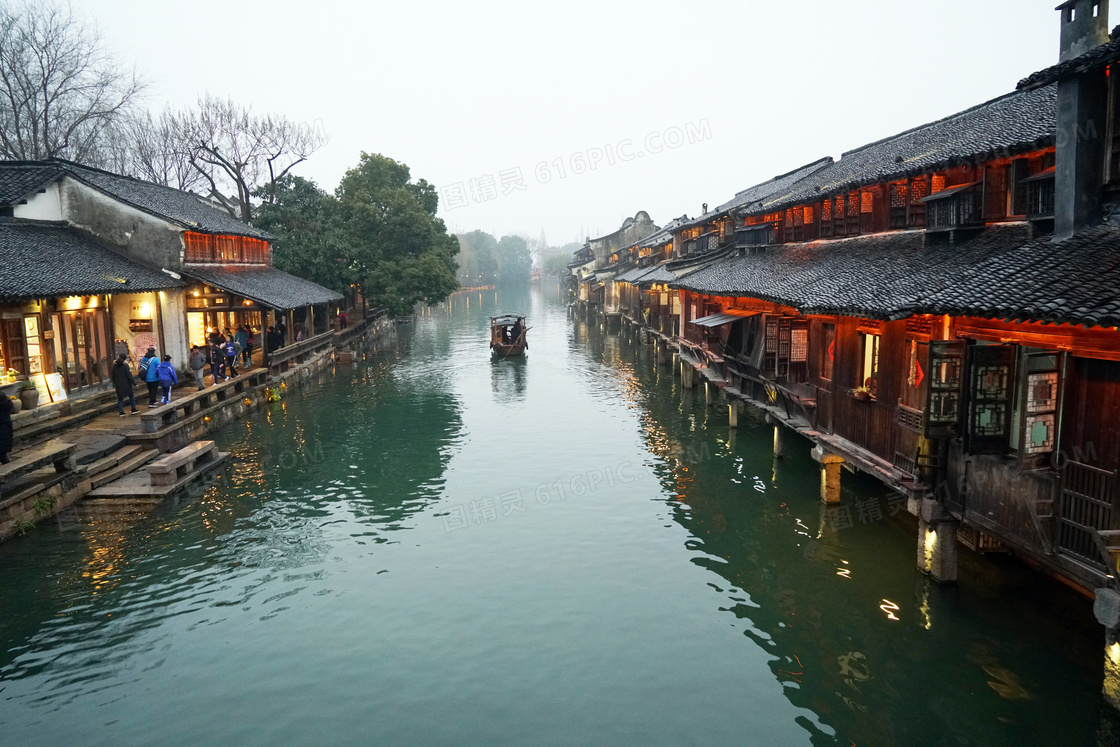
[923,183,984,232]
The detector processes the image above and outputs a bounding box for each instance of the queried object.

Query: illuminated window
[822,198,832,221]
[890,184,907,208]
[785,211,794,227]
[911,177,930,201]
[803,206,814,224]
[847,192,860,217]
[931,174,947,194]
[860,332,880,394]
[861,192,874,214]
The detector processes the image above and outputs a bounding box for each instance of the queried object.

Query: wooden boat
[490,314,529,357]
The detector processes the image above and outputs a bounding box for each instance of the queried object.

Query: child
[224,336,240,377]
[156,355,178,405]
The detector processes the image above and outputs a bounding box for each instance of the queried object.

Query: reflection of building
[0,159,341,401]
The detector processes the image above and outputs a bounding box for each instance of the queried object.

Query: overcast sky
[79,0,1077,245]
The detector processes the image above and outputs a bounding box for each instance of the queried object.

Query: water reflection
[590,314,1107,746]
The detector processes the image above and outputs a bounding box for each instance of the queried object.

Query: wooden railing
[1058,461,1118,569]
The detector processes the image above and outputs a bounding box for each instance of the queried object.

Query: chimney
[1058,0,1110,61]
[1054,0,1111,240]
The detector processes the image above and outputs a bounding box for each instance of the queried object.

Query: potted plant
[19,379,39,410]
[851,385,873,402]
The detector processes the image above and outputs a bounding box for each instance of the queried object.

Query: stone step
[81,445,145,478]
[86,451,228,500]
[71,435,130,465]
[89,448,159,489]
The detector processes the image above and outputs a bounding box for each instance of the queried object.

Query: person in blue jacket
[140,347,160,407]
[155,355,178,405]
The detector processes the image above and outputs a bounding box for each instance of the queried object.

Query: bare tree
[0,0,144,163]
[175,93,328,223]
[104,109,205,192]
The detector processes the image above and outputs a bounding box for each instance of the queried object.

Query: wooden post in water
[728,401,738,429]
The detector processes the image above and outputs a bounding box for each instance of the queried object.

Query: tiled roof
[616,266,654,283]
[750,86,1057,216]
[181,264,342,310]
[0,220,184,301]
[636,265,675,286]
[1018,37,1120,91]
[922,224,1120,327]
[675,160,835,232]
[58,160,273,240]
[673,223,1051,321]
[0,159,273,240]
[0,164,64,205]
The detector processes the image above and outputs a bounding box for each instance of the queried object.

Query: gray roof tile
[0,220,184,301]
[181,264,342,310]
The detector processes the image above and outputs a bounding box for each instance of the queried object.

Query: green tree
[333,153,459,315]
[254,175,354,294]
[254,154,459,315]
[456,230,499,285]
[496,235,532,285]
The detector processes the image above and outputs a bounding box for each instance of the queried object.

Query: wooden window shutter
[925,340,966,438]
[967,344,1017,455]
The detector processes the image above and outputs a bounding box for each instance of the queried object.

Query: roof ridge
[838,86,1050,160]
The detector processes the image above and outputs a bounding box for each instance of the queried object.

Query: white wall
[159,290,191,371]
[13,182,62,221]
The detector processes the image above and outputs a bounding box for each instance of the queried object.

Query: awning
[181,264,342,310]
[690,310,760,328]
[920,182,979,203]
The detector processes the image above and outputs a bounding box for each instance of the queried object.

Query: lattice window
[890,184,908,208]
[184,232,215,262]
[897,404,924,433]
[785,211,794,228]
[803,206,814,224]
[792,209,804,227]
[911,177,929,201]
[822,199,832,221]
[835,195,845,217]
[790,326,808,363]
[931,174,946,194]
[857,319,883,335]
[906,317,933,338]
[847,192,860,217]
[765,318,779,353]
[861,191,874,214]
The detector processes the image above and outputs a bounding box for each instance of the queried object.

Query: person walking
[224,336,239,377]
[189,346,207,390]
[112,354,139,417]
[244,327,255,367]
[235,325,250,367]
[0,393,13,465]
[155,355,178,405]
[209,343,226,383]
[338,309,348,329]
[140,347,160,407]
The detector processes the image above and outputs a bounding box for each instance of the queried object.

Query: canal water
[0,285,1109,746]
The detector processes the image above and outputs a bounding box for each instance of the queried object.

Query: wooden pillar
[918,498,958,584]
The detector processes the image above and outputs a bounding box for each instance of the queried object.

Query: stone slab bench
[0,440,76,486]
[139,371,267,434]
[147,441,216,486]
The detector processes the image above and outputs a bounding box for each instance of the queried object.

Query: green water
[0,285,1109,746]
